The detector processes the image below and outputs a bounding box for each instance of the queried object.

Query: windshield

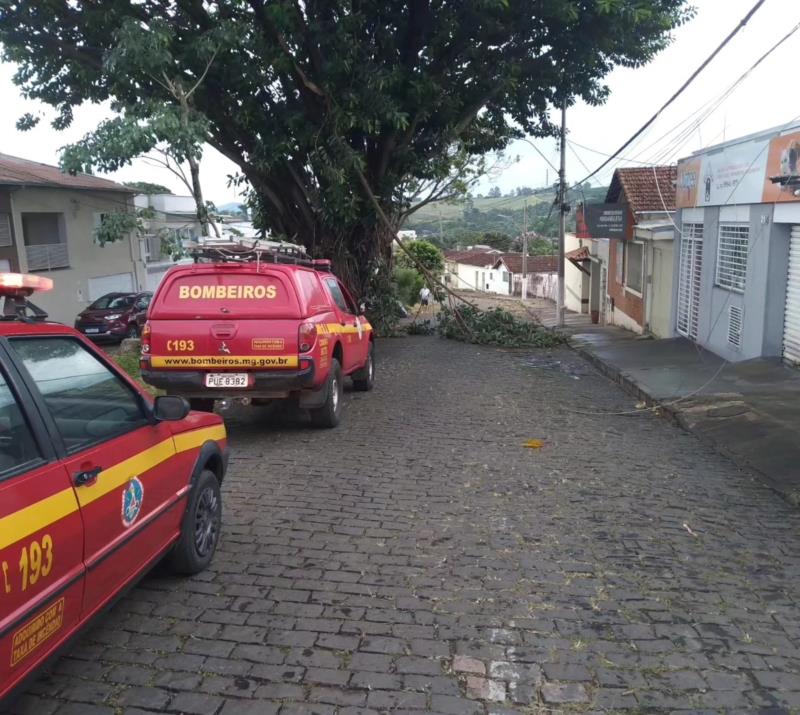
[88,294,134,310]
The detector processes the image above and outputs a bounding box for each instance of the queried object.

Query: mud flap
[298,381,329,409]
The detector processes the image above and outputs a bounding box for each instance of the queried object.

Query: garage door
[87,272,134,302]
[784,226,800,365]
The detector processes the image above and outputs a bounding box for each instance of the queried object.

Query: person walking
[419,285,431,313]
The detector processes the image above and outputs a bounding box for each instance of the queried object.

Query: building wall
[445,260,508,294]
[673,203,790,361]
[513,272,557,300]
[607,239,643,329]
[10,188,144,324]
[564,233,589,313]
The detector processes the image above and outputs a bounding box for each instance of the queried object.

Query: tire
[167,469,222,575]
[310,358,343,428]
[189,398,215,412]
[126,324,140,339]
[352,343,375,392]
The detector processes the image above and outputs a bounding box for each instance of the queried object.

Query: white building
[134,193,202,290]
[443,249,505,293]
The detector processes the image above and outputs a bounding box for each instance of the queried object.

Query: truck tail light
[140,321,152,369]
[298,322,317,353]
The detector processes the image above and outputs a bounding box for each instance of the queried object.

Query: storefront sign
[582,203,628,239]
[677,128,800,208]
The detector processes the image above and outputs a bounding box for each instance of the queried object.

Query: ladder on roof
[189,243,331,271]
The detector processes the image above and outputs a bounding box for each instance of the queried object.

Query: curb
[568,338,800,508]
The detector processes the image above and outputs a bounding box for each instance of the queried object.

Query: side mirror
[153,395,190,421]
[359,302,366,314]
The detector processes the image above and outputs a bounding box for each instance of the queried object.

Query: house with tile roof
[0,153,147,324]
[492,253,558,300]
[574,165,677,337]
[443,248,507,293]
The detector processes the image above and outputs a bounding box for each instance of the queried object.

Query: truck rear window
[152,271,299,319]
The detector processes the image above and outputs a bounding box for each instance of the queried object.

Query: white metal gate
[783,225,800,364]
[676,223,703,340]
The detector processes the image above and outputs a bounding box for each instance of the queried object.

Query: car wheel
[167,469,222,575]
[189,398,216,412]
[352,343,375,392]
[310,358,343,428]
[126,324,139,339]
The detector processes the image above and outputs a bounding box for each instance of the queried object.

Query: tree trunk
[310,220,395,299]
[188,154,209,238]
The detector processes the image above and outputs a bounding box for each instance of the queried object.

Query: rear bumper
[141,360,316,398]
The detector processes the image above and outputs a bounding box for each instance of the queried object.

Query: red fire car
[141,246,375,427]
[0,274,228,703]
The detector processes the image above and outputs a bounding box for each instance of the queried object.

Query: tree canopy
[1,0,692,296]
[124,181,173,195]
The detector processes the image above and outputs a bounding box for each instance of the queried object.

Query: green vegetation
[438,305,564,348]
[2,0,692,301]
[112,351,155,392]
[404,184,607,251]
[123,181,173,195]
[393,267,424,307]
[392,239,444,307]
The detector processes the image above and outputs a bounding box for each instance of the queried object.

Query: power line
[567,14,800,190]
[572,0,769,187]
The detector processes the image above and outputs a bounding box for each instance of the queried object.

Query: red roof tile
[444,250,500,267]
[494,253,558,274]
[0,153,132,193]
[565,246,590,261]
[605,166,676,214]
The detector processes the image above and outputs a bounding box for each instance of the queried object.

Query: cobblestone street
[8,336,800,714]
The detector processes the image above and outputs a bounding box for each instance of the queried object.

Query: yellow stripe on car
[0,425,226,550]
[150,356,299,368]
[0,489,79,552]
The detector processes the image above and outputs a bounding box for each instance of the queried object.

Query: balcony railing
[25,243,69,271]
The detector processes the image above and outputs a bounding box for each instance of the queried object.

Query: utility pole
[521,200,528,300]
[556,99,567,327]
[438,204,444,245]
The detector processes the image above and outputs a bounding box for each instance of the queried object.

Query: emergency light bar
[0,273,54,296]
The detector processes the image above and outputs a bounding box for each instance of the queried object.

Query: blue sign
[121,477,144,527]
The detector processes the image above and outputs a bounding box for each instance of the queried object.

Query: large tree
[1,0,691,295]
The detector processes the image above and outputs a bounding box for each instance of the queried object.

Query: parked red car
[141,246,375,426]
[0,273,227,704]
[74,291,152,341]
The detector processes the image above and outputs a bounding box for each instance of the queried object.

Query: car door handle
[74,466,102,487]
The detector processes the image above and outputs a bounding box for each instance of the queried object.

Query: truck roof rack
[188,243,332,271]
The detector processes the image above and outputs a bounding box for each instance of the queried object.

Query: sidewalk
[568,324,800,506]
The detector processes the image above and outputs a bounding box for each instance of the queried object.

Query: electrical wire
[571,0,768,188]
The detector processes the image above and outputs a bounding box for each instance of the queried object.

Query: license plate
[205,373,249,388]
[84,328,100,334]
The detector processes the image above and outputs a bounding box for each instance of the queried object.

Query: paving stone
[11,338,800,715]
[466,676,506,701]
[116,686,171,710]
[168,692,225,715]
[540,682,589,704]
[452,655,486,675]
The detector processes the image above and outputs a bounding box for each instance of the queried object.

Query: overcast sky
[1,0,798,204]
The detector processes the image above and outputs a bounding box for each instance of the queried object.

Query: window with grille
[0,213,12,248]
[716,223,748,292]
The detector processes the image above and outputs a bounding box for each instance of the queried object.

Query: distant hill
[216,201,247,215]
[403,185,606,250]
